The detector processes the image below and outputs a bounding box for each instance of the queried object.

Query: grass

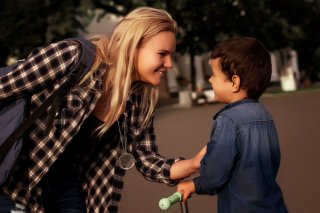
[264,82,320,97]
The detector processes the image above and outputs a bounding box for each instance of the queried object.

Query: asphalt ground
[119,87,320,213]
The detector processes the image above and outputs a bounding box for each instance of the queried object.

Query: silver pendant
[118,152,135,170]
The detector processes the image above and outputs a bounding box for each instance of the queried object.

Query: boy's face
[208,58,234,103]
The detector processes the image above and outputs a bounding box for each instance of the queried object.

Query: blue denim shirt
[193,99,288,213]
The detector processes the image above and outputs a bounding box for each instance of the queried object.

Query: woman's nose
[164,56,173,69]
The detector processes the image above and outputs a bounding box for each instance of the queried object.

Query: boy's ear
[231,75,241,92]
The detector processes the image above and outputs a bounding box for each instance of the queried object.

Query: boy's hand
[192,145,207,171]
[177,180,196,202]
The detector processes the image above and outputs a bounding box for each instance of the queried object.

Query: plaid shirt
[0,40,181,212]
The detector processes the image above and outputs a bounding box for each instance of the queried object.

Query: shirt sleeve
[134,116,184,186]
[0,40,80,100]
[193,115,239,195]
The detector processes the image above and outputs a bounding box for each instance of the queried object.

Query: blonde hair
[89,7,177,135]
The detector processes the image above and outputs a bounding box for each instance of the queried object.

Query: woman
[0,7,205,213]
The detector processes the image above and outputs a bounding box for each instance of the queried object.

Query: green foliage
[92,0,142,17]
[1,0,319,81]
[142,0,320,81]
[0,0,94,66]
[0,0,46,64]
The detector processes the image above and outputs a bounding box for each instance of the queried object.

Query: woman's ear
[231,75,241,92]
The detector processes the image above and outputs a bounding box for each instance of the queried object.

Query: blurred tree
[122,0,320,87]
[1,0,319,83]
[0,0,94,66]
[0,0,46,65]
[269,0,320,82]
[92,0,141,17]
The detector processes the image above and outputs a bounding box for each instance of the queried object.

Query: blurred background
[1,0,319,212]
[1,0,320,97]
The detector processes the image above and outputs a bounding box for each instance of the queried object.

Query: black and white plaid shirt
[0,40,181,212]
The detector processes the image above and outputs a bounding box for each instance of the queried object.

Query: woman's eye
[159,52,166,57]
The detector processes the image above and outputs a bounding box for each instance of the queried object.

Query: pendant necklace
[117,120,135,170]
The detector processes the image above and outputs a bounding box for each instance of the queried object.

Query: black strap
[0,38,96,162]
[0,81,71,162]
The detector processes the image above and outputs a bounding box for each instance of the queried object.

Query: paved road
[119,89,320,213]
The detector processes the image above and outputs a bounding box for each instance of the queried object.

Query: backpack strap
[0,38,96,162]
[45,38,96,132]
[65,38,96,82]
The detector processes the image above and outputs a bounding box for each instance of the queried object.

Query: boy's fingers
[177,189,184,195]
[183,192,190,202]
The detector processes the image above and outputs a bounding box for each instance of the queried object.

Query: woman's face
[135,31,176,86]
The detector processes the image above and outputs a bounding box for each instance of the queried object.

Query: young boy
[177,37,288,212]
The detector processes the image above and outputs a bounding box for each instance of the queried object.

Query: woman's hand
[170,145,207,180]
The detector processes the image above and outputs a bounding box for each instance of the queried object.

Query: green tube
[159,192,182,210]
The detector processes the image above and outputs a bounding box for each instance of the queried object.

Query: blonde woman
[0,7,205,213]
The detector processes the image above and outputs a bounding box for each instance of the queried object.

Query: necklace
[117,119,135,170]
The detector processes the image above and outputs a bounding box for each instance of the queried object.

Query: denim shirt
[193,99,288,213]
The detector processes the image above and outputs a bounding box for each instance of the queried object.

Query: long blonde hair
[89,7,177,135]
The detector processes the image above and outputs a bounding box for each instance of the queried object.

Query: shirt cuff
[193,176,203,194]
[193,176,215,195]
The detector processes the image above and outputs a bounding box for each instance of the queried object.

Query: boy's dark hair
[211,36,271,100]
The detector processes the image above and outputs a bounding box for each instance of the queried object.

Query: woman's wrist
[170,159,194,180]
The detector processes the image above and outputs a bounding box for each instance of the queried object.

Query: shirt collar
[213,98,258,119]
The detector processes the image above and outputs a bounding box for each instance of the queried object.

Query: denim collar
[213,98,258,120]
